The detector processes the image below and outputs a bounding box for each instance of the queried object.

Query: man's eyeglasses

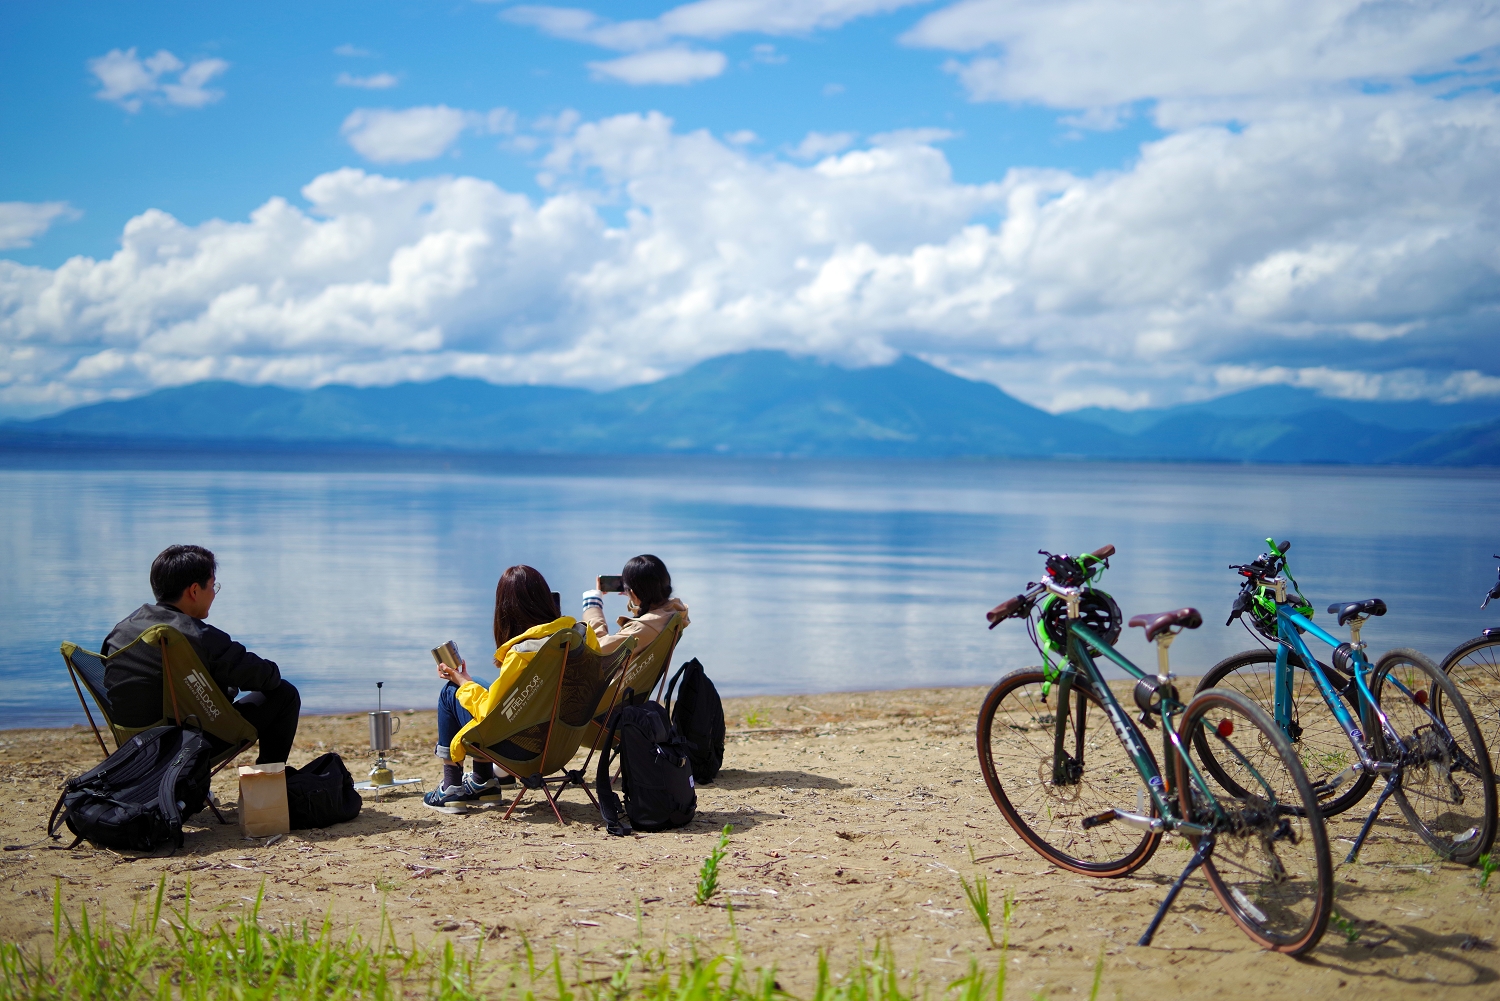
[203,580,221,595]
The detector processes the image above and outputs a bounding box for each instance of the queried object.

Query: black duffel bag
[285,752,362,829]
[595,690,696,836]
[48,725,213,852]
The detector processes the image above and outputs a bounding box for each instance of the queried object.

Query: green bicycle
[979,545,1332,954]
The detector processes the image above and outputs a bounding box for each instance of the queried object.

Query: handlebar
[986,594,1029,628]
[986,543,1113,628]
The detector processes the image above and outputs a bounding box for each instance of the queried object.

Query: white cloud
[791,131,857,158]
[341,106,516,162]
[589,47,728,85]
[4,88,1500,415]
[88,48,228,112]
[334,44,375,57]
[506,0,930,49]
[336,72,400,89]
[0,202,80,250]
[905,0,1500,108]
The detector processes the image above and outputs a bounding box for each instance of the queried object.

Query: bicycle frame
[1061,622,1220,834]
[1056,621,1295,944]
[1269,596,1471,860]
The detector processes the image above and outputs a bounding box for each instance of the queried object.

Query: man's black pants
[234,680,301,764]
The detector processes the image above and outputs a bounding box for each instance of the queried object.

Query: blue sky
[2,1,1499,417]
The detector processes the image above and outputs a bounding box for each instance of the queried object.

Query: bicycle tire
[1439,634,1500,774]
[1193,648,1375,816]
[976,668,1161,876]
[1175,687,1332,955]
[1370,647,1497,864]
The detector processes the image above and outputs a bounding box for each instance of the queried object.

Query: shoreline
[0,687,1495,998]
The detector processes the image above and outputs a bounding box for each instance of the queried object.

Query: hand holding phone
[596,575,626,593]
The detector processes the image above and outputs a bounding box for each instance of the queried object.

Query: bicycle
[1194,539,1496,865]
[1437,556,1500,774]
[980,545,1332,954]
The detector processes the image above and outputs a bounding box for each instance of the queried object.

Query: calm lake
[2,451,1497,730]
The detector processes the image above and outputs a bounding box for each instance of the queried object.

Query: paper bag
[238,762,290,838]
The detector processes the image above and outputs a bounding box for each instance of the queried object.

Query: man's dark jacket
[102,603,283,727]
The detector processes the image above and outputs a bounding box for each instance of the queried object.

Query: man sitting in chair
[102,544,301,764]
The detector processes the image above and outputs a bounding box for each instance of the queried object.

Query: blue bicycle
[1194,540,1497,865]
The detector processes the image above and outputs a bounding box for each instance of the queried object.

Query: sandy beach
[0,685,1495,998]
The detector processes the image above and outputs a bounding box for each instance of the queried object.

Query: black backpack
[285,752,362,829]
[595,692,697,836]
[48,725,213,852]
[665,658,725,784]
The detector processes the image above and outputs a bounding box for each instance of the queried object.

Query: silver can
[430,640,462,673]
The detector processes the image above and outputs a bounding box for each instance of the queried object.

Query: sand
[0,686,1496,998]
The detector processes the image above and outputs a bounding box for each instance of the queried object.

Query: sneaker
[423,782,482,814]
[465,774,506,805]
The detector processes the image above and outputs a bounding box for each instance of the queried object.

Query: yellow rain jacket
[449,616,600,762]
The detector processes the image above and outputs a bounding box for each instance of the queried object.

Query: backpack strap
[595,689,633,837]
[664,661,690,715]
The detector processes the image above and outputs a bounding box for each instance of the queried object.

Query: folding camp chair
[60,624,259,774]
[460,624,630,826]
[582,611,684,751]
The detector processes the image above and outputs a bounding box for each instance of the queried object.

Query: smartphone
[430,641,462,672]
[597,575,626,593]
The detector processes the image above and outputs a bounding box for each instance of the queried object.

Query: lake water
[2,451,1497,730]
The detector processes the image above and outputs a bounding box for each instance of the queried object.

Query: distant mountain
[11,352,1125,459]
[1388,417,1500,466]
[1070,384,1500,435]
[5,351,1497,465]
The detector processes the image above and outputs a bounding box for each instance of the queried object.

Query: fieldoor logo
[502,674,543,721]
[183,671,222,720]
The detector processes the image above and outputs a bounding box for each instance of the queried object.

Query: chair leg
[537,781,567,826]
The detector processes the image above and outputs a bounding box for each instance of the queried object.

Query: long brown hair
[492,565,558,648]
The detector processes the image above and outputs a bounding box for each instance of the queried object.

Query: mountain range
[5,351,1499,465]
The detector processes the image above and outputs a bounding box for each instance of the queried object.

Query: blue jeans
[435,682,474,761]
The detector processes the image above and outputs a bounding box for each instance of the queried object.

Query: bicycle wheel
[977,668,1161,876]
[1176,687,1332,955]
[1193,648,1374,816]
[1440,634,1500,773]
[1370,648,1497,864]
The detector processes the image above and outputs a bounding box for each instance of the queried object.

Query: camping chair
[459,624,630,826]
[60,624,259,774]
[582,611,684,752]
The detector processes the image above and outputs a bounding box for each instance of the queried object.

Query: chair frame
[461,629,646,826]
[61,630,256,776]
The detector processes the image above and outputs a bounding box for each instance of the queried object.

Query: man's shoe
[423,782,481,814]
[465,774,506,805]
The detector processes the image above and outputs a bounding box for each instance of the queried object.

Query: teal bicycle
[980,545,1332,954]
[1194,540,1496,865]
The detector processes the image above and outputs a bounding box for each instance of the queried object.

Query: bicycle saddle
[1128,608,1202,642]
[1327,598,1386,626]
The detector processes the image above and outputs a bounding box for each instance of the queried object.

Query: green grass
[1479,853,1497,890]
[696,825,733,905]
[0,878,1095,1001]
[744,710,770,729]
[1328,909,1361,945]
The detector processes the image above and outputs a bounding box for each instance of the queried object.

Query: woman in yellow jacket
[424,564,599,813]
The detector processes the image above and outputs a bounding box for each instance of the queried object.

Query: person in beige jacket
[581,554,690,656]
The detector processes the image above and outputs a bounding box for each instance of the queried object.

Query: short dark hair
[621,554,672,613]
[151,545,216,604]
[493,565,559,647]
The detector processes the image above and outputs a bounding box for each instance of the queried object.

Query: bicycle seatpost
[1154,632,1175,684]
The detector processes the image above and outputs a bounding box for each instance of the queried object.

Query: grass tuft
[696,825,733,905]
[1479,852,1497,890]
[0,876,1102,1001]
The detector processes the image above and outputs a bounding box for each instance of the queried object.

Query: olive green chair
[61,624,258,772]
[459,624,632,826]
[582,611,684,751]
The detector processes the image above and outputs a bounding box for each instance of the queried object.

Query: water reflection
[2,455,1496,729]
